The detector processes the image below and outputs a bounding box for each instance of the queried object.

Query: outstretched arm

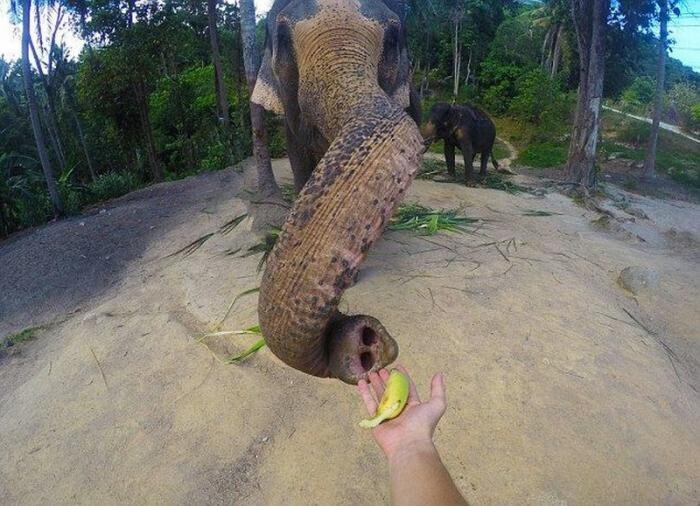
[358,367,468,506]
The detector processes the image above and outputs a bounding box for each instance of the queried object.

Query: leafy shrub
[666,166,700,188]
[509,69,571,131]
[667,82,700,131]
[517,142,568,168]
[200,141,230,173]
[86,171,140,203]
[616,121,651,146]
[481,61,528,114]
[691,103,700,131]
[621,76,656,109]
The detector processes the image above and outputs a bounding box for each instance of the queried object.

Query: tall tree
[239,0,279,197]
[565,0,610,190]
[642,0,675,180]
[207,0,230,128]
[19,0,64,215]
[452,6,465,97]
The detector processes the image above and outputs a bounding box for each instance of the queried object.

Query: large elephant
[252,0,424,384]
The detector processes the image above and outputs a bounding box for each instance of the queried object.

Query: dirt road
[1,158,698,504]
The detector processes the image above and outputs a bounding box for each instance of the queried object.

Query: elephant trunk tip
[327,315,399,384]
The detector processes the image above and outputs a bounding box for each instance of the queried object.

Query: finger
[397,365,420,403]
[378,368,390,383]
[368,371,385,399]
[357,379,378,414]
[428,372,447,414]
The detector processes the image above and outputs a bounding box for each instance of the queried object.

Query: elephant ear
[252,44,284,115]
[383,0,407,22]
[251,0,293,116]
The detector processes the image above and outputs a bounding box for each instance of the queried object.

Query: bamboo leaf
[227,338,267,363]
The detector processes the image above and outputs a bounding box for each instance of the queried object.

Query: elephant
[422,103,499,182]
[251,0,425,384]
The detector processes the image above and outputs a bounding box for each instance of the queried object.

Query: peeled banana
[359,369,410,429]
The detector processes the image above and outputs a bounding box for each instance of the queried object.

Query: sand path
[1,158,698,505]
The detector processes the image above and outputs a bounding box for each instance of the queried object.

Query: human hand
[357,366,447,460]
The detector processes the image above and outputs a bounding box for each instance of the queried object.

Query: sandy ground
[1,157,699,505]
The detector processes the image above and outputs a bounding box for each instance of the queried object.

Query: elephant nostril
[361,327,377,346]
[360,352,374,371]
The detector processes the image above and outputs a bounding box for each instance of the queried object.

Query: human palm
[357,366,447,458]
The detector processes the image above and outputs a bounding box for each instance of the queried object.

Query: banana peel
[359,369,410,429]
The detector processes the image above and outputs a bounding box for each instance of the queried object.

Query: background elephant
[251,0,424,384]
[423,103,499,182]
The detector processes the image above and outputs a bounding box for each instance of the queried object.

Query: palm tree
[14,0,64,215]
[643,0,675,180]
[207,0,230,128]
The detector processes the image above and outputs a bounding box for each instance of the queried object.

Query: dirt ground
[1,156,698,505]
[517,159,700,205]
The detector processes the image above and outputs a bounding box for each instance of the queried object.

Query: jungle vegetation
[1,0,698,238]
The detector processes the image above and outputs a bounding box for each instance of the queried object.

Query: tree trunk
[452,16,461,97]
[239,0,279,197]
[551,25,564,77]
[135,79,163,182]
[21,0,63,216]
[28,38,67,170]
[73,111,97,181]
[464,48,472,87]
[43,102,66,169]
[207,0,230,128]
[565,0,610,190]
[643,0,669,180]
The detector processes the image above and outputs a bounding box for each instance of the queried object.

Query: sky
[0,0,698,72]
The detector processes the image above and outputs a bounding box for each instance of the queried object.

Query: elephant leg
[480,150,490,176]
[444,142,456,177]
[460,143,474,183]
[286,124,318,192]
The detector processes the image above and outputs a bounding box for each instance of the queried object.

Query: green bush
[517,142,568,168]
[616,121,651,146]
[86,171,140,203]
[667,82,700,131]
[691,103,700,131]
[508,69,573,139]
[481,62,528,114]
[621,76,656,109]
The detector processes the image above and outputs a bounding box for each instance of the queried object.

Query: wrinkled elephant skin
[251,0,423,384]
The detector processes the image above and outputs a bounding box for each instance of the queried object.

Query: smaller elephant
[422,103,499,183]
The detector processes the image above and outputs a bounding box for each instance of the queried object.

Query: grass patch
[417,158,447,180]
[602,111,700,189]
[244,228,281,272]
[281,184,298,204]
[1,327,39,351]
[481,173,525,194]
[389,203,477,235]
[599,141,644,161]
[418,159,524,193]
[517,142,568,168]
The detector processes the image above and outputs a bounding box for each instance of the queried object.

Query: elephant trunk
[258,93,424,384]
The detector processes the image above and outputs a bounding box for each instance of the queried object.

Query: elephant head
[252,0,424,384]
[421,103,454,143]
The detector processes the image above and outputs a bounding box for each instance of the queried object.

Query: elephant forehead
[291,2,385,60]
[279,0,397,21]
